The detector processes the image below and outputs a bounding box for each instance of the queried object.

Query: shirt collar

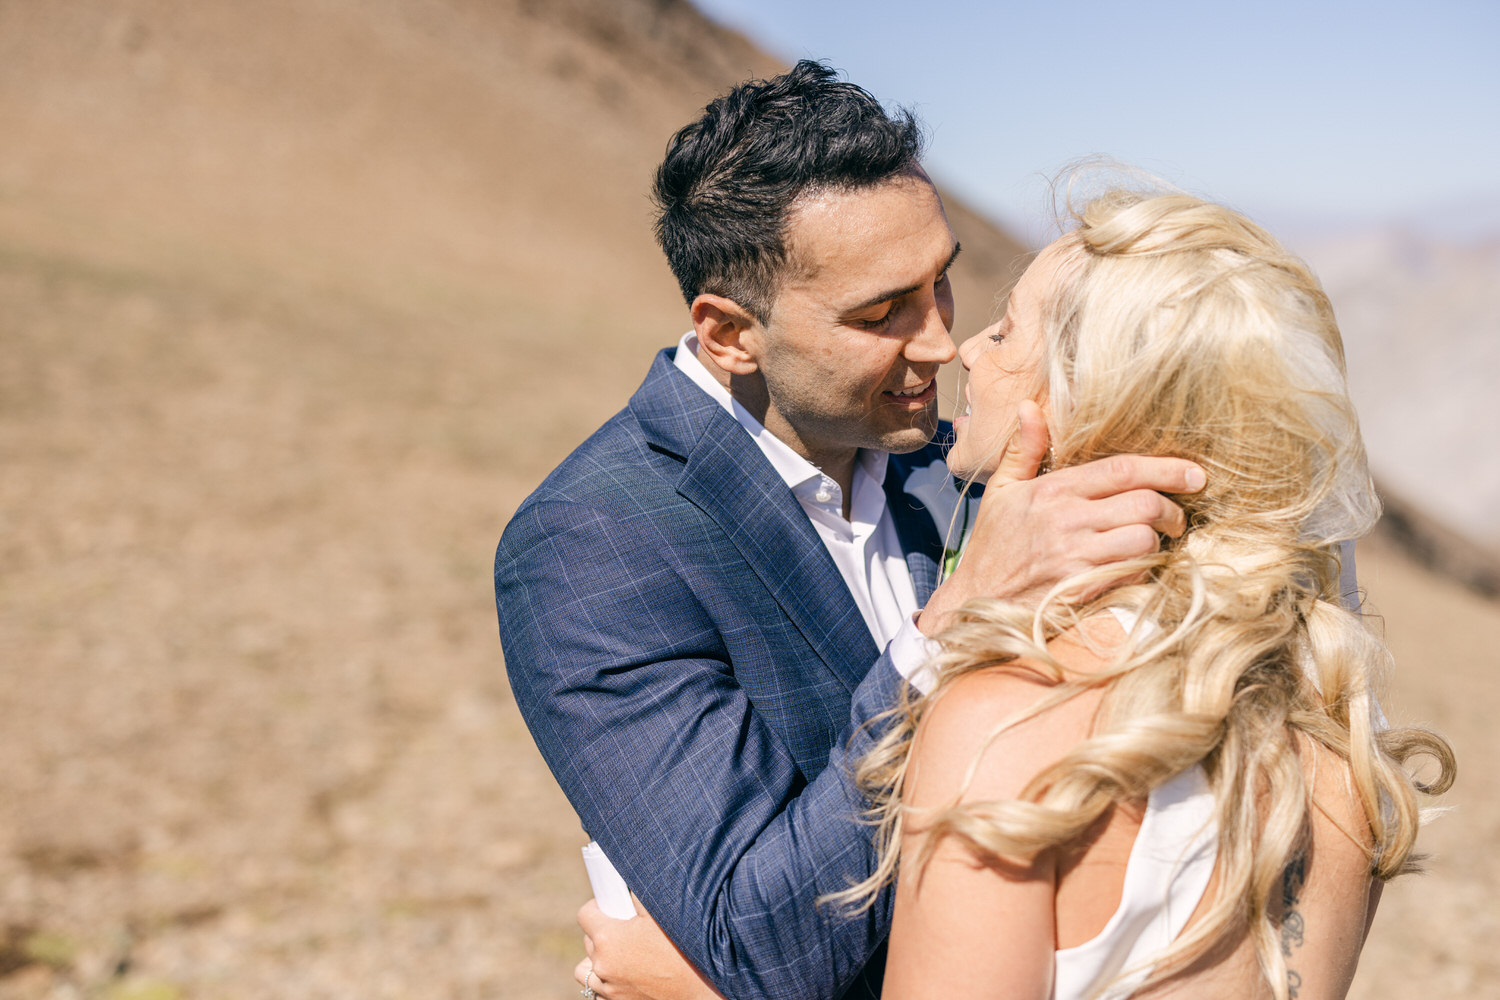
[672,332,889,493]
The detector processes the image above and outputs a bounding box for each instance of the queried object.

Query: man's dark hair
[652,60,925,324]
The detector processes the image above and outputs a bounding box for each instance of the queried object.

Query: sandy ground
[0,3,1493,998]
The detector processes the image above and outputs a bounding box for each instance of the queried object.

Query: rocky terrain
[0,2,1492,998]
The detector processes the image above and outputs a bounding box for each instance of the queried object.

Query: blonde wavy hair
[833,188,1456,998]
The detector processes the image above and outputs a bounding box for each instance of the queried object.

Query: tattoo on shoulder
[1280,850,1308,998]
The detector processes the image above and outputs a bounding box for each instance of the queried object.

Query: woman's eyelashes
[989,307,1020,346]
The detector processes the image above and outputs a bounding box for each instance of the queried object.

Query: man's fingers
[990,399,1050,485]
[1050,454,1206,500]
[1041,527,1159,588]
[1084,490,1188,539]
[1086,523,1163,564]
[938,448,1204,612]
[1042,529,1159,605]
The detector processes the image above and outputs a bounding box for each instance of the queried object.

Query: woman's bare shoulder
[908,619,1120,809]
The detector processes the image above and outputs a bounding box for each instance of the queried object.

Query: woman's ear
[691,294,761,375]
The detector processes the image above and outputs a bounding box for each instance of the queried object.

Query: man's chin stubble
[874,410,940,454]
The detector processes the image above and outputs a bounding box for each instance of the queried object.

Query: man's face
[744,173,960,464]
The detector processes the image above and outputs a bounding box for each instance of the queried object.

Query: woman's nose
[958,329,989,369]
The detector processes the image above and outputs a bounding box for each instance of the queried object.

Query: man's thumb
[992,400,1050,484]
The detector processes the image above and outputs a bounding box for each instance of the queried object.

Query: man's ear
[691,294,761,375]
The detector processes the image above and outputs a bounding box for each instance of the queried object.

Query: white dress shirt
[672,333,936,685]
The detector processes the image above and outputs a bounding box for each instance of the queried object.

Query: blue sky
[691,0,1500,243]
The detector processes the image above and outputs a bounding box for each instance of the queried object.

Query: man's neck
[741,400,859,519]
[700,348,860,516]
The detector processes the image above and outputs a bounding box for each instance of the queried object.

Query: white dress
[1051,766,1218,1000]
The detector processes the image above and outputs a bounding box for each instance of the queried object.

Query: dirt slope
[0,2,1488,999]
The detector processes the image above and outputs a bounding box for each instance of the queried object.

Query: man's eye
[858,303,900,330]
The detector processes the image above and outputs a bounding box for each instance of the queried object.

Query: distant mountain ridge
[1295,228,1500,594]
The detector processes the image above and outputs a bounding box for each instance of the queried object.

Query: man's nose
[905,298,958,365]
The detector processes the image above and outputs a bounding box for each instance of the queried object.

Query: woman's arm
[884,820,1056,1000]
[882,665,1101,1000]
[1276,738,1383,999]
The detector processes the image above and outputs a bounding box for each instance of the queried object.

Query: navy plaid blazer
[496,348,951,999]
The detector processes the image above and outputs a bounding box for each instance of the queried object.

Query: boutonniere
[902,459,982,577]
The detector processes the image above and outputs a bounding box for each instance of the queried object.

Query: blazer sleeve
[496,498,900,1000]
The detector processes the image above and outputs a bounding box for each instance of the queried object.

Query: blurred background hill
[0,1,1493,998]
[1298,229,1500,594]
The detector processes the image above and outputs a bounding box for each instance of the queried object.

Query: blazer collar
[630,351,879,692]
[628,349,723,461]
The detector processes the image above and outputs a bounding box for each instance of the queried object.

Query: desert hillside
[0,2,1491,999]
[1298,230,1500,593]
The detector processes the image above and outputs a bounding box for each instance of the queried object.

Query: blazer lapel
[632,352,878,693]
[885,455,947,607]
[679,430,880,694]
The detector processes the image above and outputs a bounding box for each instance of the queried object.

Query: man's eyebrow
[844,242,962,313]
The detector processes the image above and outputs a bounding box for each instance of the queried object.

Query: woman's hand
[574,895,725,1000]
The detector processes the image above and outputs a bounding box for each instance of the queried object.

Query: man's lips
[882,379,937,405]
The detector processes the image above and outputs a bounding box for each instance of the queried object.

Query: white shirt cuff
[888,615,941,695]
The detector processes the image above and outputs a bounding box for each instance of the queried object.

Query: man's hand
[919,400,1206,635]
[574,896,725,1000]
